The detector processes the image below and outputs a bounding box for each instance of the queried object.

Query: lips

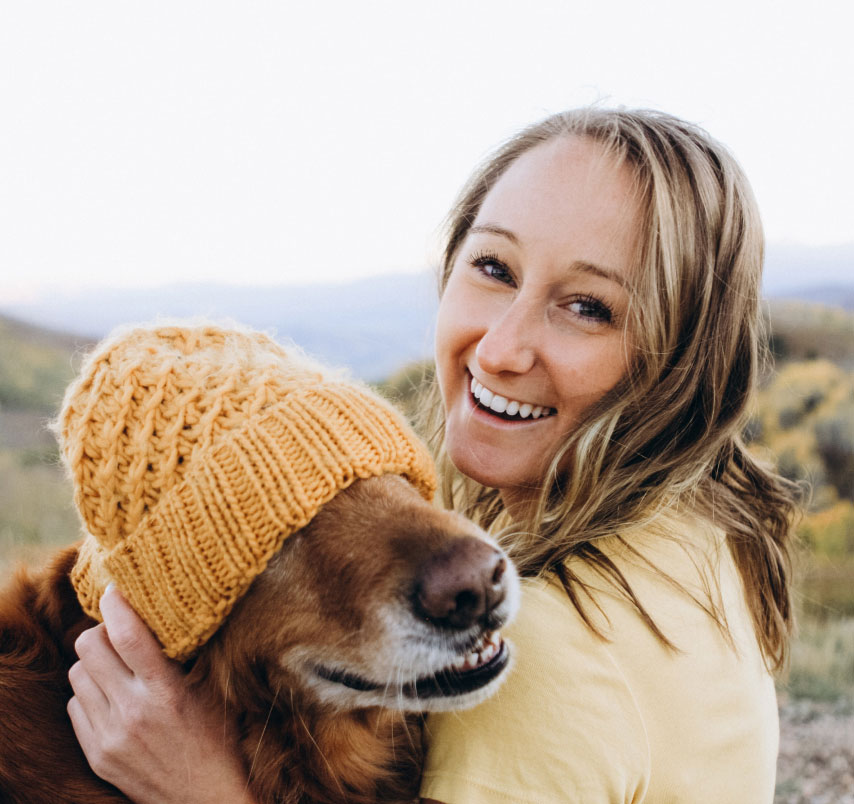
[405,639,510,699]
[469,372,556,421]
[314,631,510,700]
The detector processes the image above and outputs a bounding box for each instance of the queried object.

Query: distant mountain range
[763,242,853,295]
[1,273,439,381]
[1,243,851,381]
[775,283,854,310]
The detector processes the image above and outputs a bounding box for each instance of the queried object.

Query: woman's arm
[68,586,257,804]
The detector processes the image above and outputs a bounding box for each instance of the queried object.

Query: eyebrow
[468,223,520,245]
[467,223,633,291]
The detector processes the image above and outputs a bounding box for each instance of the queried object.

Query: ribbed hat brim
[72,383,436,659]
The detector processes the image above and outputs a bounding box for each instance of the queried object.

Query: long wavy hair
[418,108,800,670]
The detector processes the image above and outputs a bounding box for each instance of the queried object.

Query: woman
[68,108,799,802]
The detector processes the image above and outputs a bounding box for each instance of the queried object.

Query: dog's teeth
[453,655,467,669]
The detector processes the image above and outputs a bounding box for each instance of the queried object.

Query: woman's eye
[470,254,514,285]
[567,296,613,324]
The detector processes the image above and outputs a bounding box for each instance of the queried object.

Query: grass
[0,449,80,580]
[782,615,854,702]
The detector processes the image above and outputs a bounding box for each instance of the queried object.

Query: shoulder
[420,512,779,804]
[420,577,651,804]
[575,510,759,655]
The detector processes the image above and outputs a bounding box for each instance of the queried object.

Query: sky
[1,0,852,302]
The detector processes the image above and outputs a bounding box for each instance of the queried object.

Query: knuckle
[101,728,126,758]
[75,622,111,659]
[108,621,143,655]
[73,625,97,657]
[87,742,113,775]
[92,727,134,775]
[67,660,84,687]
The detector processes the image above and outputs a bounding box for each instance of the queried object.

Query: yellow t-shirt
[420,515,778,803]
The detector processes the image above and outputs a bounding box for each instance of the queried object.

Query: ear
[185,625,278,715]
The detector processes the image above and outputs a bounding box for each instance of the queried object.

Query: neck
[499,485,540,522]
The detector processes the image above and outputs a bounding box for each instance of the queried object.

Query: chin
[445,437,539,494]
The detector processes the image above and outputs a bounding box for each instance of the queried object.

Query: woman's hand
[68,585,256,804]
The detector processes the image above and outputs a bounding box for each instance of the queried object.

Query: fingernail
[100,582,116,613]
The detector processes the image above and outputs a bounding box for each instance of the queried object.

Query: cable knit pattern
[58,323,436,659]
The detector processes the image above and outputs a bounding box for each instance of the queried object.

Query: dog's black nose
[415,538,507,630]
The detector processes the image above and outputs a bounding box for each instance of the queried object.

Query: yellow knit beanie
[58,322,436,660]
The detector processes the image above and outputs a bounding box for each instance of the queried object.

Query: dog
[0,322,521,802]
[0,466,519,803]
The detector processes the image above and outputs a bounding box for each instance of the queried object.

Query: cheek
[433,297,453,368]
[552,339,630,409]
[434,282,471,395]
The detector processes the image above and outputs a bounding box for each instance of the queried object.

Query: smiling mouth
[469,374,557,422]
[314,631,509,699]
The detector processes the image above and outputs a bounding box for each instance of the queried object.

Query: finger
[67,695,119,786]
[98,585,176,684]
[68,658,111,720]
[67,694,95,745]
[74,622,135,695]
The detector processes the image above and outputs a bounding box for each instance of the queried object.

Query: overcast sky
[2,0,852,301]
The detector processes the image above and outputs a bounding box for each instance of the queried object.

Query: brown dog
[0,473,519,803]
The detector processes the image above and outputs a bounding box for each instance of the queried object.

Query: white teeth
[469,375,554,420]
[489,395,508,414]
[451,631,503,673]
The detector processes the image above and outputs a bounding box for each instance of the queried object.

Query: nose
[414,538,508,630]
[474,298,537,376]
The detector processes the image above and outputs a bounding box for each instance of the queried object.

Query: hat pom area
[57,322,436,660]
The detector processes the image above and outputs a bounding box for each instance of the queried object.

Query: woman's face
[435,136,641,504]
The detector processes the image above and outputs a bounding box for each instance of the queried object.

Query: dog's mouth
[314,629,509,700]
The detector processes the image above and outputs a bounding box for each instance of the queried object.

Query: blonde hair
[419,108,799,670]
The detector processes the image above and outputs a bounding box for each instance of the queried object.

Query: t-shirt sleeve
[419,578,650,804]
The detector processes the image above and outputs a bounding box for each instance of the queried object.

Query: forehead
[474,136,642,277]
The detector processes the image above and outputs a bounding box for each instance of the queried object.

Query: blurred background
[1,2,852,800]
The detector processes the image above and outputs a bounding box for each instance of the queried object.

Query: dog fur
[0,474,518,804]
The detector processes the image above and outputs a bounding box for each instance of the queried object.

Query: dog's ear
[185,621,278,715]
[185,633,233,704]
